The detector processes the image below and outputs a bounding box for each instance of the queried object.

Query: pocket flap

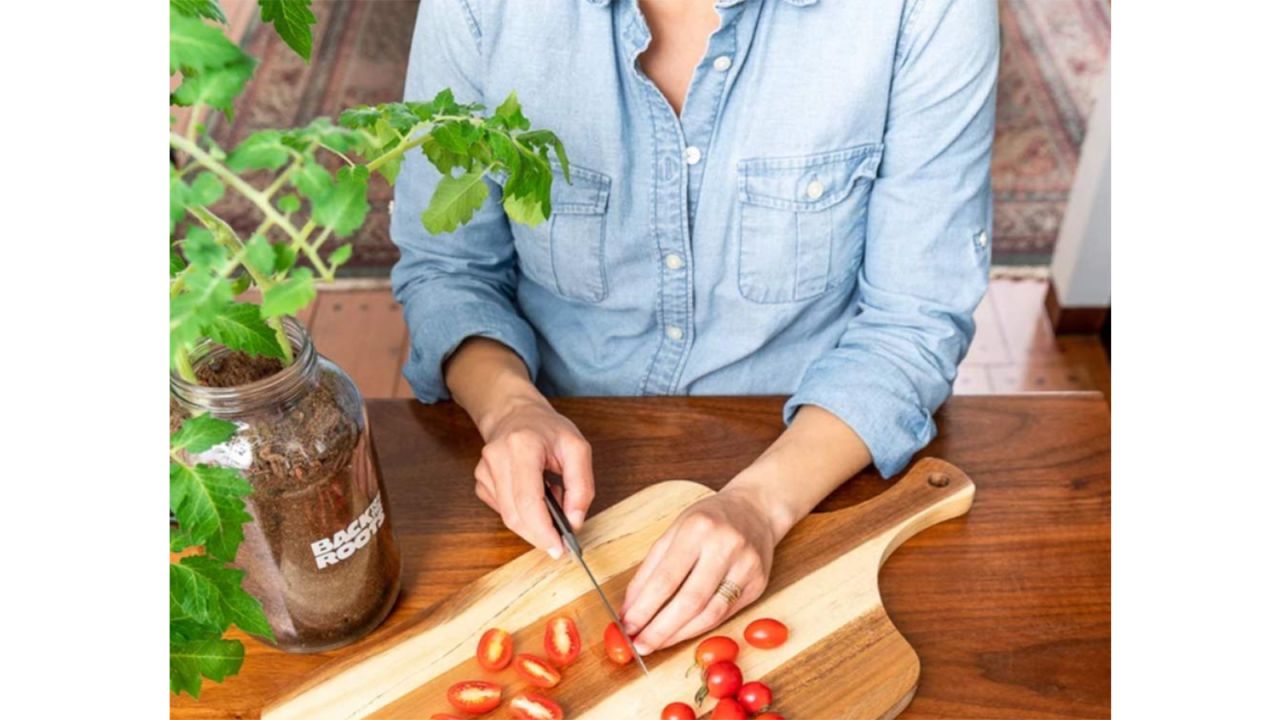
[738,144,883,212]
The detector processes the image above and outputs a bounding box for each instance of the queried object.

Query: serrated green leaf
[339,104,382,129]
[170,462,253,562]
[229,272,252,295]
[227,130,290,172]
[172,556,275,640]
[277,193,301,213]
[171,0,227,23]
[374,154,403,185]
[204,303,286,359]
[183,227,226,269]
[272,244,297,274]
[327,243,352,268]
[170,10,243,74]
[312,166,369,238]
[243,235,275,277]
[171,250,188,278]
[494,92,531,131]
[172,57,254,113]
[171,415,237,454]
[291,159,332,202]
[261,268,315,318]
[189,171,225,206]
[171,269,234,367]
[422,166,490,234]
[171,170,191,235]
[502,191,548,228]
[520,129,571,182]
[258,0,316,61]
[170,637,244,698]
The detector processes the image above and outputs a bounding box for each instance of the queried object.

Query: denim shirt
[391,0,998,476]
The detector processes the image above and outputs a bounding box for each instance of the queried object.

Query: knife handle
[543,480,582,556]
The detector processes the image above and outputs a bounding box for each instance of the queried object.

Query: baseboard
[1045,279,1108,335]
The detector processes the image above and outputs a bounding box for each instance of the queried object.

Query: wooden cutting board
[264,457,974,720]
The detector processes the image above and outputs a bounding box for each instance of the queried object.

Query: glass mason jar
[171,317,401,653]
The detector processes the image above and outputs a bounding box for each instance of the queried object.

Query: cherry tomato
[509,690,564,720]
[475,628,513,671]
[703,660,743,699]
[544,615,582,667]
[710,697,748,720]
[737,681,773,713]
[694,635,740,669]
[603,622,635,665]
[756,714,786,720]
[446,680,502,714]
[744,618,789,649]
[513,653,562,688]
[661,701,697,720]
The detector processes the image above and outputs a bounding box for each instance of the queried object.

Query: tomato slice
[446,680,502,715]
[662,701,697,720]
[475,628,513,671]
[508,690,564,720]
[737,681,773,713]
[603,622,634,665]
[513,653,562,688]
[710,697,748,720]
[694,635,740,669]
[744,618,789,649]
[543,615,581,667]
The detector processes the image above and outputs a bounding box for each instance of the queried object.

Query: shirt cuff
[402,300,541,403]
[782,352,936,478]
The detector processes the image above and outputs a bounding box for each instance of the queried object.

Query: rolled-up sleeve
[390,0,539,402]
[783,0,999,476]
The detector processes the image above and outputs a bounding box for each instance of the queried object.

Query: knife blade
[543,480,650,676]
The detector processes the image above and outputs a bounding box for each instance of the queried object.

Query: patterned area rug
[210,0,1110,273]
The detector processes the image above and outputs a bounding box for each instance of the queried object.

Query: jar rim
[170,316,317,413]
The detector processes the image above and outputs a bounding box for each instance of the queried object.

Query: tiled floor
[296,278,1110,402]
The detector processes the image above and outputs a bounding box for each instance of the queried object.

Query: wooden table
[172,394,1111,719]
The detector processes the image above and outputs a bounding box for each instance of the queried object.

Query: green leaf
[422,166,490,234]
[502,191,548,228]
[204,303,286,359]
[171,172,190,235]
[374,154,403,185]
[243,235,275,277]
[172,58,255,114]
[520,129,571,182]
[172,556,274,640]
[227,130,290,172]
[327,243,352,268]
[171,0,227,23]
[272,244,297,274]
[170,637,244,698]
[190,171,225,206]
[494,92,531,131]
[229,272,252,295]
[312,166,369,238]
[171,415,237,454]
[170,10,243,74]
[169,463,253,562]
[261,268,315,318]
[291,159,332,202]
[171,250,188,277]
[339,104,382,129]
[277,193,301,214]
[183,227,226,269]
[258,0,316,61]
[171,269,234,367]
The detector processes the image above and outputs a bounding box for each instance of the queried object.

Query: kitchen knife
[543,480,650,675]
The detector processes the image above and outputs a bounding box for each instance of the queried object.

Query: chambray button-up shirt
[391,0,999,476]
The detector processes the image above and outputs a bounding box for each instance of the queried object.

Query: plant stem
[174,347,198,383]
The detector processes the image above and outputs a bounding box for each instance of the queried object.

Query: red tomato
[513,653,562,688]
[430,715,464,720]
[703,660,743,699]
[544,615,582,667]
[694,635,740,669]
[661,701,697,720]
[744,618,789,649]
[603,622,635,665]
[475,628,513,671]
[509,690,564,720]
[737,681,773,713]
[710,697,748,720]
[755,714,786,720]
[446,680,502,714]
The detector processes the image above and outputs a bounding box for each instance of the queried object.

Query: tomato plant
[514,653,562,688]
[744,618,789,649]
[544,615,581,667]
[737,681,773,713]
[710,697,748,720]
[476,628,513,671]
[661,701,697,720]
[509,690,564,720]
[446,680,502,714]
[604,622,635,665]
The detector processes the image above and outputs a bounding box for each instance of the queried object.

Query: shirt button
[806,180,825,200]
[666,325,684,341]
[664,253,685,270]
[977,231,989,248]
[685,146,702,165]
[712,55,732,72]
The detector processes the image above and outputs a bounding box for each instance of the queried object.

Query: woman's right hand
[472,394,596,558]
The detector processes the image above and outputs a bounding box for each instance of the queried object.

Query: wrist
[473,382,550,440]
[723,465,803,543]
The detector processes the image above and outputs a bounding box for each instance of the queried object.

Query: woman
[391,0,997,656]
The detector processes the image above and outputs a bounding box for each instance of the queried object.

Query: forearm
[723,405,872,540]
[444,337,550,439]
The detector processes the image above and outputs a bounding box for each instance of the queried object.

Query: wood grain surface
[170,394,1111,719]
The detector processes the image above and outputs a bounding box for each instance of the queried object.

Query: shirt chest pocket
[509,166,611,303]
[737,144,883,304]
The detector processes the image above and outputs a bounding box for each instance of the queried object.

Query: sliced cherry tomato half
[710,697,748,720]
[694,635,740,669]
[744,618,789,649]
[513,653,562,688]
[703,660,743,700]
[661,701,697,720]
[543,615,581,667]
[446,680,502,715]
[737,681,774,713]
[755,713,786,720]
[509,690,564,720]
[475,628,513,671]
[603,622,635,665]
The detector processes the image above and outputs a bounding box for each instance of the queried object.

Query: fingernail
[567,510,585,529]
[623,621,638,635]
[547,545,563,560]
[633,642,651,656]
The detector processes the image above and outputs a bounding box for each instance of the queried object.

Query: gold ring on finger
[715,579,743,605]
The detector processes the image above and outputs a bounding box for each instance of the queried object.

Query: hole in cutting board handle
[927,472,951,488]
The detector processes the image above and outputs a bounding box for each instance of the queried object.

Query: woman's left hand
[618,486,785,656]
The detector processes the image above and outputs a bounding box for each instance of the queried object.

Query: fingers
[474,460,499,512]
[621,529,676,618]
[619,526,700,640]
[663,562,764,649]
[483,434,564,558]
[556,434,595,530]
[630,552,727,656]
